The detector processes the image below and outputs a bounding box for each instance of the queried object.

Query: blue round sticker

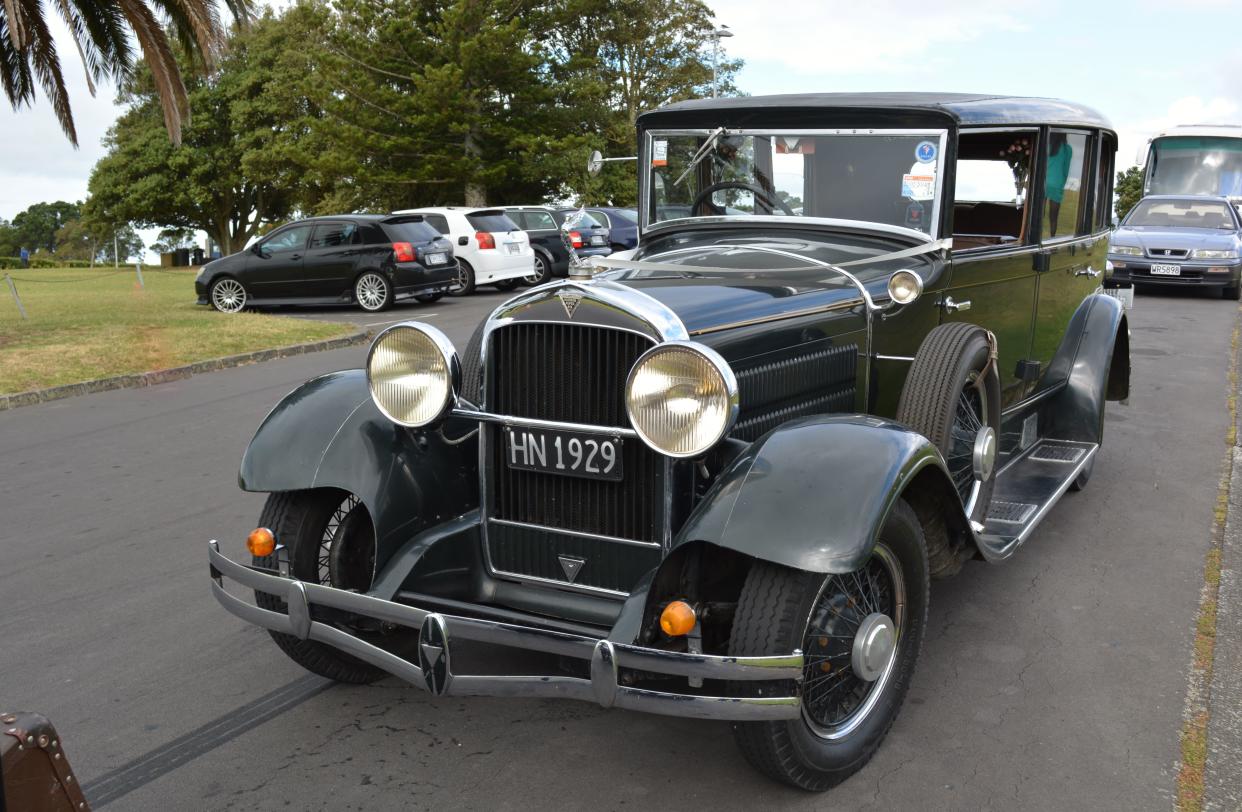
[915,141,937,163]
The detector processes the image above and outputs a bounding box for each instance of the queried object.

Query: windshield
[1125,198,1236,229]
[1148,137,1242,197]
[647,130,945,234]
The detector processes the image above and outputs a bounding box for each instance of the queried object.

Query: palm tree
[1,0,251,146]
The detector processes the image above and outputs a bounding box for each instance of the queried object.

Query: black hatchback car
[503,206,612,285]
[195,215,457,313]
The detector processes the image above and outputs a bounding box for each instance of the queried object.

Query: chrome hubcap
[212,279,245,312]
[357,275,387,309]
[972,426,997,480]
[526,257,546,284]
[851,612,896,682]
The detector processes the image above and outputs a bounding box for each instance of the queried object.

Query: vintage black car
[208,93,1129,791]
[195,214,457,312]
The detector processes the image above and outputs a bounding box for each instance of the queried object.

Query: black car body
[1106,195,1242,298]
[503,206,612,283]
[195,215,457,312]
[585,206,639,250]
[210,94,1129,791]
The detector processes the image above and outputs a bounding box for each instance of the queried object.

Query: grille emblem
[558,555,586,583]
[558,290,583,319]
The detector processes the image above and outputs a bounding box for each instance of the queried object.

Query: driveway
[0,288,1233,809]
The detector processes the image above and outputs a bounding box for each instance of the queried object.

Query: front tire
[448,260,476,296]
[730,499,929,791]
[354,272,392,312]
[1225,284,1240,301]
[252,490,386,684]
[209,277,247,313]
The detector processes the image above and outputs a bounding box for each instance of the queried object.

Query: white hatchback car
[393,207,533,296]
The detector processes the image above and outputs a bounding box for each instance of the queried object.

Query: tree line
[0,201,142,264]
[83,0,739,254]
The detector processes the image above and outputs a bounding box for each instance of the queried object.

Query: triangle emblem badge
[558,555,586,583]
[558,290,583,319]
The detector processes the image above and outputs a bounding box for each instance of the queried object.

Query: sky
[2,0,1241,247]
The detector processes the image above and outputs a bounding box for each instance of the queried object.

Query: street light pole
[710,26,732,98]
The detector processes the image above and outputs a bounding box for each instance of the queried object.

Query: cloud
[707,0,1025,77]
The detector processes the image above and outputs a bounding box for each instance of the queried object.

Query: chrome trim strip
[453,409,638,439]
[874,354,916,362]
[484,565,631,598]
[210,541,806,721]
[689,298,866,335]
[488,518,662,550]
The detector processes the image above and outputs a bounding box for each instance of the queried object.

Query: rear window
[381,219,442,242]
[553,210,603,228]
[466,211,520,232]
[611,209,638,224]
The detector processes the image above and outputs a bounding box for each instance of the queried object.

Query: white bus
[1139,125,1242,199]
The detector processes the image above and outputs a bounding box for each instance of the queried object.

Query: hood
[1111,225,1240,254]
[605,227,935,334]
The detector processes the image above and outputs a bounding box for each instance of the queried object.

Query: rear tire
[354,272,392,312]
[729,499,929,791]
[524,252,553,286]
[253,491,386,684]
[448,260,476,296]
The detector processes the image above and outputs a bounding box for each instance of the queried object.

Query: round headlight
[366,323,459,427]
[625,342,738,458]
[887,270,923,305]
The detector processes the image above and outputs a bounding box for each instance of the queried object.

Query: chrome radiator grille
[484,322,664,594]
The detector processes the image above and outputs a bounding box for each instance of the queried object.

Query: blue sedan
[1107,195,1242,300]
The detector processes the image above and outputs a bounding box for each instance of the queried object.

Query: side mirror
[458,236,469,246]
[587,150,603,176]
[251,243,265,257]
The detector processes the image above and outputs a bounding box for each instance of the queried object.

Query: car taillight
[569,231,583,248]
[475,231,496,250]
[392,242,416,262]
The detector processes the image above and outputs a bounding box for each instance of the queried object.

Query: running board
[974,439,1098,562]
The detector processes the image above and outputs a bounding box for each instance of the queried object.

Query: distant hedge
[0,257,96,269]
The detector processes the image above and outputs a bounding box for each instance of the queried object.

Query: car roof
[392,207,507,217]
[640,92,1113,132]
[1139,195,1234,203]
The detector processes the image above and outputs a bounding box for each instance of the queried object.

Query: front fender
[673,415,954,573]
[239,369,478,566]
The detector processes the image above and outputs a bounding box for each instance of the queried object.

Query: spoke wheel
[448,260,475,296]
[210,277,246,313]
[355,273,390,312]
[946,370,992,515]
[801,544,905,739]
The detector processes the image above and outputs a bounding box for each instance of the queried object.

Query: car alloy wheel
[210,278,246,313]
[355,273,389,312]
[525,254,550,286]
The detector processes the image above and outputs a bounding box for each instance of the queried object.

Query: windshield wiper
[673,126,728,188]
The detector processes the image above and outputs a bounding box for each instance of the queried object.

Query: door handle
[1075,266,1101,278]
[941,296,971,313]
[290,254,303,261]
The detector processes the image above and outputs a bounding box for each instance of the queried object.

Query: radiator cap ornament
[558,290,583,319]
[558,555,586,583]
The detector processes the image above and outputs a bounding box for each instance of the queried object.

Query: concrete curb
[1206,445,1242,810]
[0,329,369,412]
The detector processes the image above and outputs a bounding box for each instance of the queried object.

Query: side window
[309,222,356,249]
[587,209,609,227]
[262,225,313,254]
[1042,130,1091,239]
[952,130,1035,250]
[507,212,528,229]
[1095,133,1116,230]
[525,211,556,230]
[423,214,450,235]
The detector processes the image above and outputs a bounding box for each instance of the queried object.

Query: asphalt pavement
[0,286,1236,810]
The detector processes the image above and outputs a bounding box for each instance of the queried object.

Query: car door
[1030,129,1107,396]
[941,128,1041,409]
[519,209,566,270]
[303,221,359,298]
[247,224,314,299]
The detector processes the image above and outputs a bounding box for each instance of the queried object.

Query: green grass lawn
[0,267,355,395]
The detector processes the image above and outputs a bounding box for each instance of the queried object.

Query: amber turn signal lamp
[246,527,276,557]
[660,600,697,637]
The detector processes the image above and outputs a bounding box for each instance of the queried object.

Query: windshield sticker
[915,141,937,163]
[652,140,668,167]
[902,173,936,200]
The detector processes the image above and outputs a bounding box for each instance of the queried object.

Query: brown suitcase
[1,711,90,811]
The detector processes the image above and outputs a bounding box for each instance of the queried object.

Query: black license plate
[504,427,623,482]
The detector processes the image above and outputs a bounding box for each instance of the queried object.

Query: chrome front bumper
[209,541,803,721]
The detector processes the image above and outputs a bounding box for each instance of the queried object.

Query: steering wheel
[690,181,796,217]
